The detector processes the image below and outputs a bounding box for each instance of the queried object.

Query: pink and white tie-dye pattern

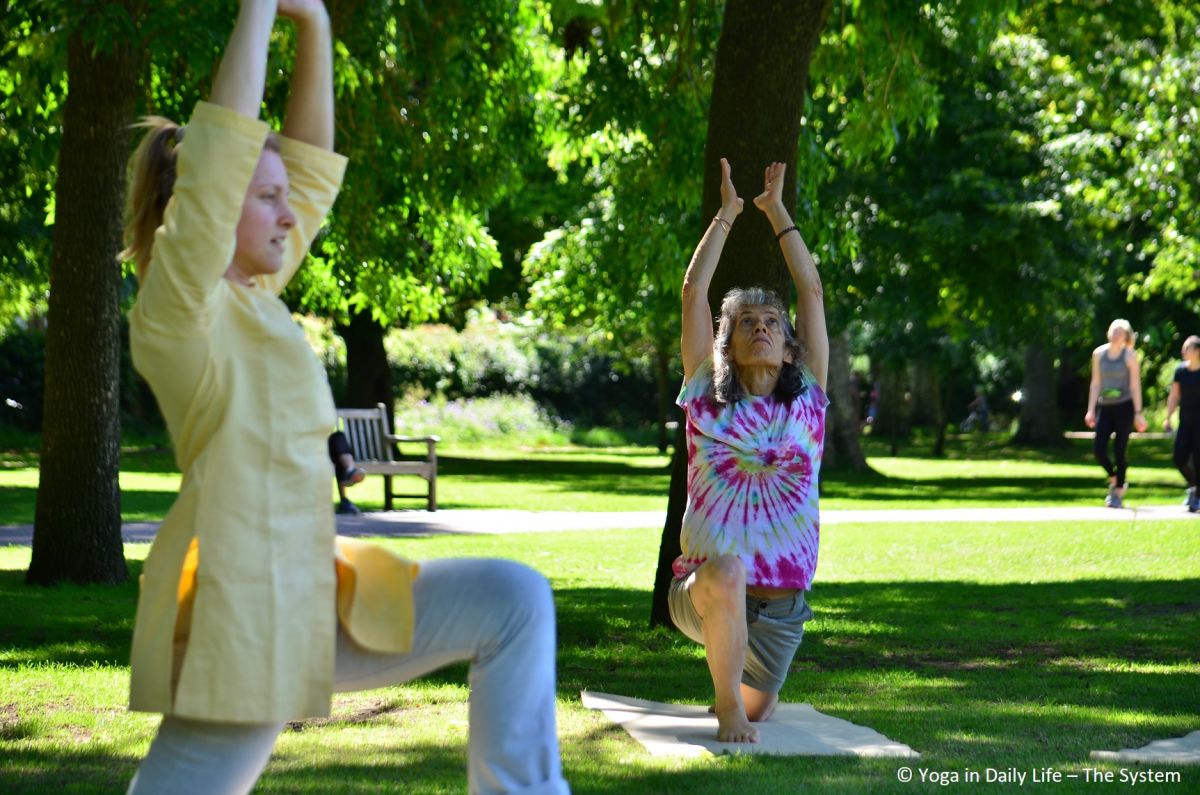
[673,357,828,590]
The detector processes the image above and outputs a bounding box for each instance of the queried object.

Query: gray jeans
[127,558,570,795]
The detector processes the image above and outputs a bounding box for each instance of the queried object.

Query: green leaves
[285,0,559,327]
[1004,0,1200,324]
[811,0,1017,163]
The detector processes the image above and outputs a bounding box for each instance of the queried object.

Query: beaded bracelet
[776,224,799,241]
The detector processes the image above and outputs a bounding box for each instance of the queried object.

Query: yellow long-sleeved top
[128,102,416,723]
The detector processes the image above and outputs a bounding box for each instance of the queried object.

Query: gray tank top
[1097,347,1131,405]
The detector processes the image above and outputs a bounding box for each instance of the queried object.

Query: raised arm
[209,0,276,117]
[279,1,334,149]
[1084,350,1101,429]
[753,162,828,390]
[681,158,743,379]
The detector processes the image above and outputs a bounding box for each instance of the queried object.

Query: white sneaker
[1185,487,1196,511]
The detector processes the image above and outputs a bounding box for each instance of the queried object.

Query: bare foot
[715,706,760,743]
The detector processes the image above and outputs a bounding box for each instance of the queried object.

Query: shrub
[385,309,667,429]
[393,392,571,446]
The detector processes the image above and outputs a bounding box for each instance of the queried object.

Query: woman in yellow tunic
[123,3,568,793]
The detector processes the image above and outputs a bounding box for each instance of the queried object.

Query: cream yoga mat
[581,691,920,758]
[1090,731,1200,765]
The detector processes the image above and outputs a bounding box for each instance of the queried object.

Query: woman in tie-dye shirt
[668,158,828,745]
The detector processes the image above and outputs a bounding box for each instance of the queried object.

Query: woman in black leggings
[1084,319,1148,508]
[1164,335,1200,512]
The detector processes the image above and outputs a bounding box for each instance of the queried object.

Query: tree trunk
[872,361,911,455]
[1012,343,1063,446]
[824,329,870,471]
[653,343,671,454]
[911,358,939,427]
[29,28,141,585]
[650,0,832,627]
[704,0,832,306]
[932,369,947,457]
[649,421,688,629]
[340,308,394,420]
[912,357,946,456]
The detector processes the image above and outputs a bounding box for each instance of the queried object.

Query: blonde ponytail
[121,117,183,283]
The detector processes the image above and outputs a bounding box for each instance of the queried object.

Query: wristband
[776,225,799,241]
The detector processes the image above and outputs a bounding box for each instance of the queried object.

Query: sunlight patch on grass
[1046,657,1200,675]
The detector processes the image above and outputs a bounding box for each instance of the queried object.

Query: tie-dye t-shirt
[673,356,828,590]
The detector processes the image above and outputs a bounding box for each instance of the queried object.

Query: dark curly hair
[712,286,807,405]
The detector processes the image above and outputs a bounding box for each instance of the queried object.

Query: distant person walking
[1084,319,1148,508]
[1163,335,1200,512]
[961,388,989,432]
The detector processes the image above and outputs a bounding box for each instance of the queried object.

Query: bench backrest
[335,403,394,464]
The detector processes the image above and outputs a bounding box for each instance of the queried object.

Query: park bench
[335,403,438,511]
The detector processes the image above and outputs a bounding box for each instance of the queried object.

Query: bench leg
[428,472,437,512]
[384,475,394,512]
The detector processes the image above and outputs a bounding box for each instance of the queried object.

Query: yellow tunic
[128,102,416,723]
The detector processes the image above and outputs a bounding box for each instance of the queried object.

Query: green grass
[1,431,1194,525]
[3,519,1198,793]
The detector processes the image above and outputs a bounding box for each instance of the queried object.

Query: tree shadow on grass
[0,484,180,527]
[0,746,141,795]
[437,455,671,499]
[819,472,1185,505]
[2,573,1197,793]
[862,434,1179,467]
[0,562,141,668]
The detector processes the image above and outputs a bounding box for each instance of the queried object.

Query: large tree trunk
[1012,343,1063,446]
[871,361,911,456]
[932,370,947,457]
[910,358,939,427]
[651,0,832,628]
[912,357,946,456]
[649,421,688,628]
[29,27,141,585]
[824,329,870,471]
[653,343,671,454]
[340,308,394,418]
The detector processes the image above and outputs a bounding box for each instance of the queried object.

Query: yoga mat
[581,690,920,758]
[1090,731,1200,765]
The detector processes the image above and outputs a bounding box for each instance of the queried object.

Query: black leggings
[1173,423,1200,487]
[1094,400,1134,487]
[328,431,353,481]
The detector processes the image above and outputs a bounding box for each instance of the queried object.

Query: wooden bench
[335,403,438,511]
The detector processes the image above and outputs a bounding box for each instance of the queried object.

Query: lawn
[3,519,1198,793]
[0,432,1193,525]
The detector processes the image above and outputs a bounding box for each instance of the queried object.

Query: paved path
[2,503,1196,546]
